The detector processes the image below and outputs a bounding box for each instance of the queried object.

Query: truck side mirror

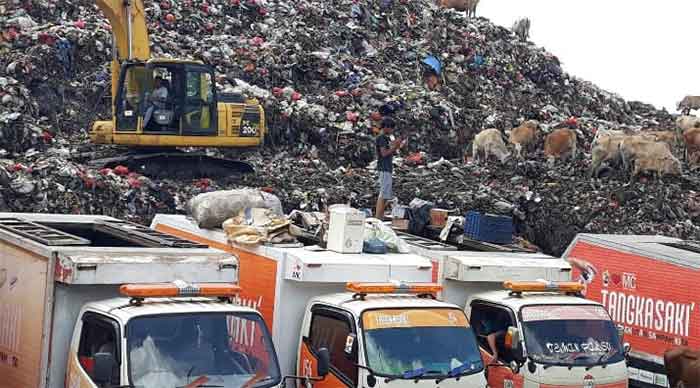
[623,343,631,357]
[316,348,330,377]
[93,352,115,384]
[617,325,625,342]
[506,326,525,363]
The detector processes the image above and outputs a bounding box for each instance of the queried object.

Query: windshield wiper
[543,353,590,370]
[586,350,619,370]
[436,360,482,383]
[384,368,442,383]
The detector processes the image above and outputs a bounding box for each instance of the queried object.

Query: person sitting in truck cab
[482,311,511,362]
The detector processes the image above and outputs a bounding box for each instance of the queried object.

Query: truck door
[299,306,359,388]
[66,312,121,388]
[470,302,523,388]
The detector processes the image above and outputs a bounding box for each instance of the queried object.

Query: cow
[544,128,577,165]
[440,0,479,17]
[511,17,531,41]
[677,115,700,133]
[664,346,700,388]
[591,129,626,148]
[618,136,672,168]
[508,120,539,158]
[632,155,682,180]
[678,96,700,115]
[472,128,510,163]
[589,134,627,177]
[684,127,700,167]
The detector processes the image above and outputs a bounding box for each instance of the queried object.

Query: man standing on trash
[375,118,406,220]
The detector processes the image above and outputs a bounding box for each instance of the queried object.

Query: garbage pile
[0,0,697,256]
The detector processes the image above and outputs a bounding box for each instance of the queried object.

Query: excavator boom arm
[95,0,150,101]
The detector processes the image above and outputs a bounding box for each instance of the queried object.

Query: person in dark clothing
[375,118,405,219]
[482,310,512,361]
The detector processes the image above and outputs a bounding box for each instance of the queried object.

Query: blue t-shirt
[376,134,393,172]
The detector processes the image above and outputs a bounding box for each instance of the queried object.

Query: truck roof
[151,214,433,284]
[312,293,464,317]
[566,234,700,270]
[85,297,259,322]
[0,213,239,285]
[468,289,602,311]
[444,253,571,283]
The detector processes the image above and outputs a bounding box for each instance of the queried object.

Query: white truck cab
[66,284,283,388]
[403,243,630,388]
[465,282,629,388]
[295,282,488,388]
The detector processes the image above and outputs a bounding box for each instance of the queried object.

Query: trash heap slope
[0,0,697,256]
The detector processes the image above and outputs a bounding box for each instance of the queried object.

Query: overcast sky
[478,0,699,113]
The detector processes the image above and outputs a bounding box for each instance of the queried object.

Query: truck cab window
[309,310,358,386]
[470,303,516,362]
[78,313,120,387]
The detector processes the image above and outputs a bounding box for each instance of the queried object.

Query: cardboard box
[392,218,409,230]
[430,208,449,227]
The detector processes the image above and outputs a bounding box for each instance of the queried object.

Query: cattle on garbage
[677,116,700,132]
[472,128,510,163]
[664,346,700,388]
[508,120,539,158]
[590,133,627,177]
[512,17,531,41]
[440,0,480,17]
[684,127,700,166]
[632,154,682,179]
[619,137,674,171]
[678,96,700,115]
[544,129,577,164]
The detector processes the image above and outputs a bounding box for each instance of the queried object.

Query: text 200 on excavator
[89,0,265,177]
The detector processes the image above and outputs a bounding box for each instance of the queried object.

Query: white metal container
[327,206,365,253]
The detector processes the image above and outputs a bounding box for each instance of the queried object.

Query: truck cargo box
[563,234,700,388]
[0,213,238,388]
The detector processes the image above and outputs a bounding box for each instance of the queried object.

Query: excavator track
[88,151,255,179]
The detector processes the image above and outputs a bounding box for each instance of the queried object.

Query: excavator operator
[143,76,170,130]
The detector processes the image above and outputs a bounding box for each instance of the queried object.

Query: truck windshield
[521,305,624,367]
[126,312,281,388]
[362,308,483,379]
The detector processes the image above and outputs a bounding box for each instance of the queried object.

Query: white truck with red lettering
[563,234,700,388]
[405,241,630,388]
[0,213,283,388]
[152,214,490,388]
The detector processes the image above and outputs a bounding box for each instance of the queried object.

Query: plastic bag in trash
[363,218,411,253]
[187,189,283,229]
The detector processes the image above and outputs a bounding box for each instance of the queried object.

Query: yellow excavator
[89,0,264,176]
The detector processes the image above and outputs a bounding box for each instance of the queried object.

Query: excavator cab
[114,60,217,136]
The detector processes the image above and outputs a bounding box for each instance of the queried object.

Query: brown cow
[665,346,700,388]
[685,127,700,167]
[544,128,577,165]
[508,120,539,158]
